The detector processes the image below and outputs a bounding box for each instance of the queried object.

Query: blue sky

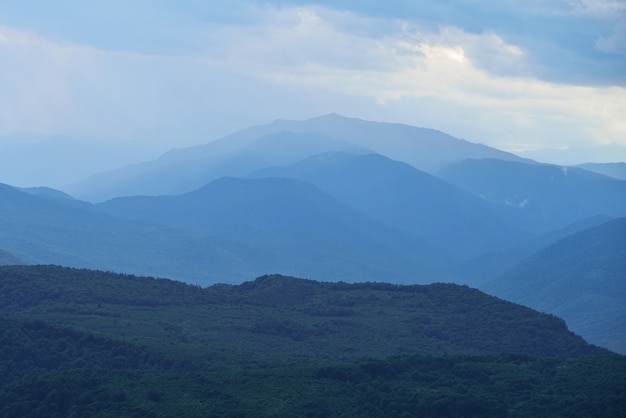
[1,0,625,186]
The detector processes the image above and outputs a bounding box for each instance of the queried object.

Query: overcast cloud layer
[1,0,625,186]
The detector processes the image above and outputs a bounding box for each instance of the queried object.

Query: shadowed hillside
[482,217,626,353]
[0,182,448,284]
[250,151,532,259]
[96,176,451,283]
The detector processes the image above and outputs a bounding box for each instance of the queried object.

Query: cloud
[566,0,626,18]
[207,7,626,152]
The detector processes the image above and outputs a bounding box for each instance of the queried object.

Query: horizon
[1,1,625,187]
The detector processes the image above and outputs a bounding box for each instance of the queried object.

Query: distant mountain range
[64,114,528,202]
[1,179,449,284]
[96,176,449,282]
[1,114,625,353]
[438,158,626,233]
[248,152,530,260]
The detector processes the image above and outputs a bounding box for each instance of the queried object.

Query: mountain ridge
[438,158,626,233]
[482,217,626,354]
[249,151,533,260]
[63,114,532,202]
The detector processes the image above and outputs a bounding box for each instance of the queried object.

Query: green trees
[0,266,624,417]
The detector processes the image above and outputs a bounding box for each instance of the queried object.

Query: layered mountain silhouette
[482,217,626,354]
[249,151,531,259]
[0,183,237,282]
[1,180,449,285]
[449,215,614,287]
[64,114,528,202]
[96,176,450,282]
[2,115,625,354]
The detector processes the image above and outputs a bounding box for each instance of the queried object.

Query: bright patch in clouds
[212,7,626,154]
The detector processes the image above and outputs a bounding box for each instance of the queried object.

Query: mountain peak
[64,115,529,201]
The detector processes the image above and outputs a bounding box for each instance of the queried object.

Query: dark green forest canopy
[1,350,625,417]
[0,265,624,417]
[0,265,602,360]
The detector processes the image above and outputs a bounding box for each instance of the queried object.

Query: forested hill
[1,265,623,417]
[0,265,601,360]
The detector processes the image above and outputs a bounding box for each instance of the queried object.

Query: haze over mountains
[64,114,528,203]
[1,114,625,354]
[248,152,530,260]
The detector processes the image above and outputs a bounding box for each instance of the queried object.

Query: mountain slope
[1,181,450,284]
[97,176,450,283]
[438,158,626,232]
[287,113,530,172]
[250,152,533,260]
[449,215,613,287]
[0,248,24,265]
[481,217,626,353]
[0,183,257,283]
[64,114,529,201]
[65,130,364,202]
[577,162,626,180]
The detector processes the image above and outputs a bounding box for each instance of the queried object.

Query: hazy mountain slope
[250,152,533,260]
[97,176,450,283]
[438,158,626,232]
[450,215,613,287]
[63,114,528,202]
[0,183,261,283]
[481,217,626,353]
[65,130,364,202]
[1,181,452,284]
[18,186,76,200]
[286,113,530,172]
[577,162,626,180]
[0,248,24,265]
[0,134,151,188]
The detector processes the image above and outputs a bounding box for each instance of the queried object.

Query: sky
[1,0,625,187]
